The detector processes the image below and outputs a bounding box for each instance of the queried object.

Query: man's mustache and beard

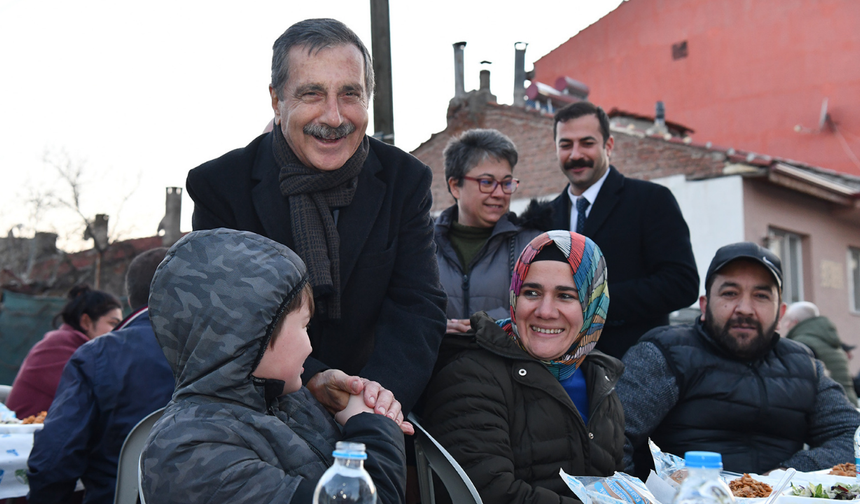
[704,301,779,361]
[304,122,356,141]
[563,158,594,171]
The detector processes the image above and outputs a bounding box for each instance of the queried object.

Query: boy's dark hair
[126,247,168,310]
[270,283,315,347]
[553,101,611,145]
[54,284,122,332]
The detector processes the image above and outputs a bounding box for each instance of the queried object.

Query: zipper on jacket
[462,273,471,319]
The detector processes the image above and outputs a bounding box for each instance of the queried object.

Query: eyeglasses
[462,176,520,194]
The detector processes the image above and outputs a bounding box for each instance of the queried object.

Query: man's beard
[304,122,356,140]
[563,158,594,170]
[704,304,778,361]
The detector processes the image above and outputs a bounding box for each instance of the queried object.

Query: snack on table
[829,463,856,477]
[729,474,772,498]
[790,482,860,499]
[21,411,47,424]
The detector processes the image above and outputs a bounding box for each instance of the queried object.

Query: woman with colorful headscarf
[423,231,624,504]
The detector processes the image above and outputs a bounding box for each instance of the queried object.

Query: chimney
[479,69,490,92]
[654,101,668,134]
[453,42,466,98]
[158,187,183,247]
[513,42,528,107]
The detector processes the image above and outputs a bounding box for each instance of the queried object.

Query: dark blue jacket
[27,308,174,504]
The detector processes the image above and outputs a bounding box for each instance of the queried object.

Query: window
[767,228,804,303]
[850,247,860,313]
[672,41,688,60]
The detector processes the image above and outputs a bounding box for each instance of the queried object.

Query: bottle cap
[684,451,723,469]
[333,441,368,460]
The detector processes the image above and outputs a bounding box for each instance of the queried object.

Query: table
[0,424,42,499]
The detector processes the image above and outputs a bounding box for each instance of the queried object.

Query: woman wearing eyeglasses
[435,129,541,333]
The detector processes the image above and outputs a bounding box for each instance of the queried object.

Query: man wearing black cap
[617,242,860,478]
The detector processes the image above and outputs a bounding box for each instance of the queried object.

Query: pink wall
[742,178,860,371]
[533,0,860,176]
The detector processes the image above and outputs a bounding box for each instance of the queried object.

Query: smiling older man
[617,242,860,478]
[186,18,446,418]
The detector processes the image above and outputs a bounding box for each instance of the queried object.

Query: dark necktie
[576,197,590,235]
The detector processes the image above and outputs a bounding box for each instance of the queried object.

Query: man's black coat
[186,132,447,411]
[533,166,698,358]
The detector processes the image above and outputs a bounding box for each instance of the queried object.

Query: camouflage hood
[149,228,307,409]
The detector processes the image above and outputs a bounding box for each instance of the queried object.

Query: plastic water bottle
[673,451,736,504]
[854,425,860,481]
[313,441,377,504]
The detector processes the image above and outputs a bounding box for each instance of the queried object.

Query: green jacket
[786,316,858,404]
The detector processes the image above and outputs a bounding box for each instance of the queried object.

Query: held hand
[306,369,363,415]
[334,393,374,425]
[358,379,414,435]
[446,318,471,333]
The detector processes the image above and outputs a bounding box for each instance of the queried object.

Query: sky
[0,0,624,251]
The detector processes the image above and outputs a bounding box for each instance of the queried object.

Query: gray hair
[443,129,518,188]
[271,18,375,101]
[785,301,820,323]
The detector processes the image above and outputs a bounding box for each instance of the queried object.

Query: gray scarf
[274,125,368,319]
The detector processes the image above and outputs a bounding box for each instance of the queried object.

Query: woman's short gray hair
[444,129,519,187]
[271,18,375,100]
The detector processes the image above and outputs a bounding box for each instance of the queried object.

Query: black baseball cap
[705,242,783,292]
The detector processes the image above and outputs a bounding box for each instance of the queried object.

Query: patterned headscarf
[499,230,609,380]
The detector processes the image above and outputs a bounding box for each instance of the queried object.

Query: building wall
[533,0,860,177]
[654,173,746,298]
[742,178,860,368]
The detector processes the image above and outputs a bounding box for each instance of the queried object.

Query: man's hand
[446,318,471,333]
[307,369,362,415]
[306,370,414,435]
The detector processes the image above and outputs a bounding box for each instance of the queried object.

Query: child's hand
[334,393,373,425]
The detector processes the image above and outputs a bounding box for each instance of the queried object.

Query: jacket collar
[435,205,520,239]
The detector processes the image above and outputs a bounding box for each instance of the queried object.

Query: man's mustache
[725,315,762,333]
[564,158,594,170]
[304,122,356,140]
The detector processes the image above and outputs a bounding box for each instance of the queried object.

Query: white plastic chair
[408,413,483,504]
[114,407,164,504]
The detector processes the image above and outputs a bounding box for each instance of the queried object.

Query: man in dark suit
[535,101,698,359]
[186,18,446,418]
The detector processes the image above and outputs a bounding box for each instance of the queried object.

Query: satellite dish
[818,98,829,130]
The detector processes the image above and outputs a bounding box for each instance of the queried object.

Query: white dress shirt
[567,168,610,232]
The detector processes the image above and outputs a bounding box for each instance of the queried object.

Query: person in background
[141,229,406,504]
[424,231,624,504]
[6,285,122,418]
[435,128,540,333]
[618,242,860,478]
[779,301,858,404]
[27,248,175,504]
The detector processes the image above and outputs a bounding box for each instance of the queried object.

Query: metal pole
[370,0,395,144]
